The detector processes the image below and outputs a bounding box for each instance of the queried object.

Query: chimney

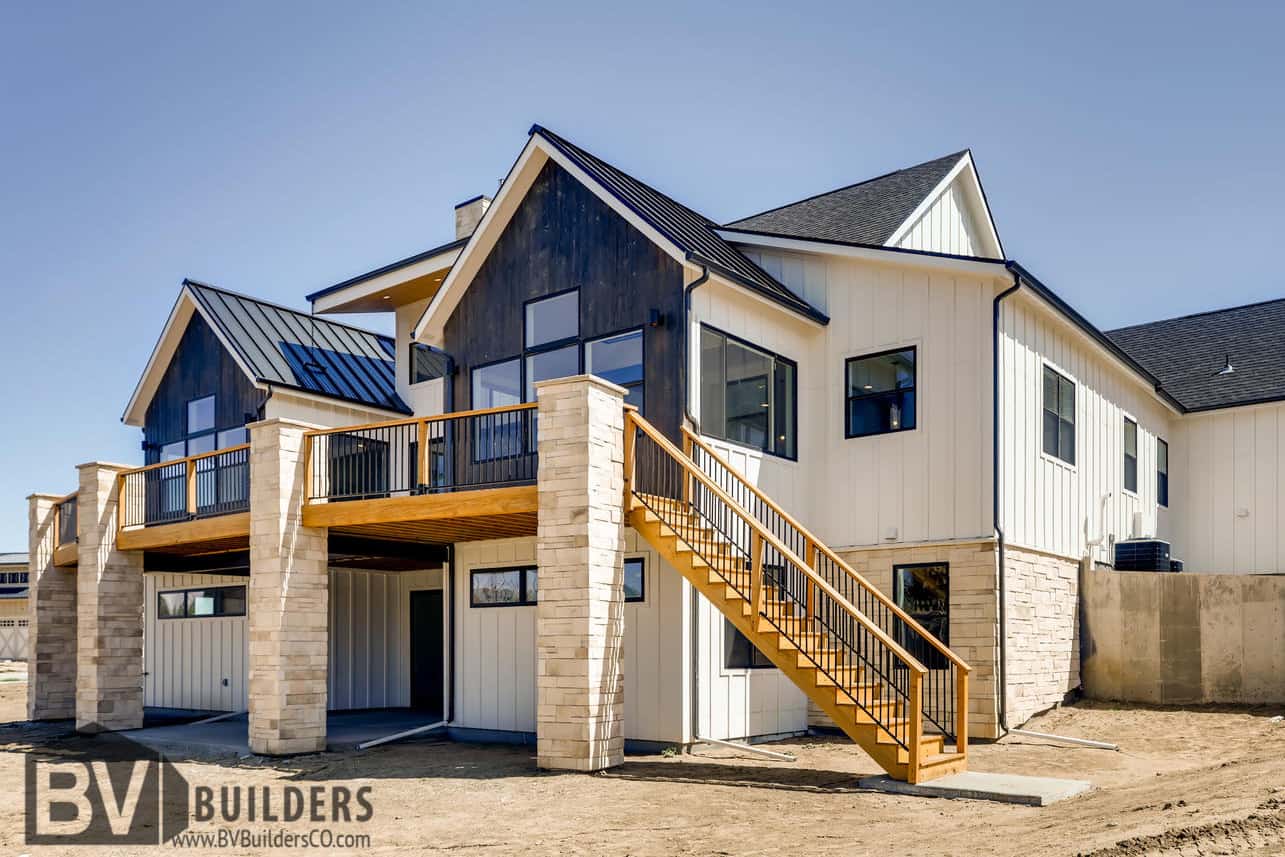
[454,195,492,240]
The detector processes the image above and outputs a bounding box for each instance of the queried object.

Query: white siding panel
[895,182,980,257]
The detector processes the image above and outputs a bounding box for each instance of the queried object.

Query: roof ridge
[1108,295,1285,334]
[183,278,395,344]
[724,149,969,227]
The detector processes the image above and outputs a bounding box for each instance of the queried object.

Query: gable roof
[1108,298,1285,412]
[123,281,410,425]
[530,126,827,323]
[725,151,970,246]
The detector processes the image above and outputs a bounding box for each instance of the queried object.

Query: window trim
[1122,416,1139,496]
[1040,363,1077,468]
[1156,437,1170,508]
[157,584,247,620]
[469,565,538,608]
[698,323,799,462]
[844,345,919,440]
[623,555,646,604]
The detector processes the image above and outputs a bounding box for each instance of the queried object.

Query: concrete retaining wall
[1082,565,1285,705]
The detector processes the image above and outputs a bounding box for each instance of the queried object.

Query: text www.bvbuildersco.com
[170,829,373,849]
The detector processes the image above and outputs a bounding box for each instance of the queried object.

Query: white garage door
[0,618,29,660]
[144,573,249,712]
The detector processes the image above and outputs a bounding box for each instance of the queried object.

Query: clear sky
[2,1,1282,549]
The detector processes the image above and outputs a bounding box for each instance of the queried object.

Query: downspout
[682,265,710,747]
[993,269,1022,734]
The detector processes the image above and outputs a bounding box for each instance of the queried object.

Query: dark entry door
[410,590,444,715]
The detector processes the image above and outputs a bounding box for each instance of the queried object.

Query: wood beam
[117,512,250,552]
[301,485,538,529]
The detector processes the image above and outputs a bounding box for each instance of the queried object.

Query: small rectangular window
[893,563,949,669]
[187,395,216,434]
[470,566,537,607]
[724,618,774,669]
[1123,418,1138,493]
[157,585,247,620]
[1042,366,1076,465]
[1157,438,1169,507]
[524,290,578,348]
[217,427,248,449]
[845,347,917,438]
[160,441,186,462]
[187,433,216,457]
[624,557,645,603]
[586,329,644,412]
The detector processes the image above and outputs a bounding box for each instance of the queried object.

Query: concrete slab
[857,771,1093,806]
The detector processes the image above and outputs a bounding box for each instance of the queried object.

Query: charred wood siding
[143,314,262,463]
[444,160,685,440]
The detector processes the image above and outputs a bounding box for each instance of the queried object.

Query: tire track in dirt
[1079,799,1285,856]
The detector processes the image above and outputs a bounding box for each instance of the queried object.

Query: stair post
[908,670,924,784]
[750,530,764,616]
[956,668,969,756]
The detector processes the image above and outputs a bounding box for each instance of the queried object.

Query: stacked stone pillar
[26,494,77,721]
[534,375,628,772]
[247,419,329,755]
[75,463,145,733]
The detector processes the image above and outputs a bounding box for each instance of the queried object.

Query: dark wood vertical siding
[142,314,263,463]
[443,160,685,440]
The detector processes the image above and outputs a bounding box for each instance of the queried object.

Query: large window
[1123,418,1138,493]
[893,563,949,669]
[724,618,774,670]
[1042,366,1076,465]
[157,585,247,620]
[845,347,917,438]
[470,566,538,607]
[158,395,246,461]
[699,326,796,459]
[1157,438,1169,507]
[586,329,644,412]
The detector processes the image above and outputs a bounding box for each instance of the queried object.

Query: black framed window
[156,395,246,462]
[525,290,578,349]
[157,585,247,620]
[893,563,949,669]
[699,326,797,459]
[586,329,644,412]
[1042,366,1076,465]
[470,566,538,607]
[1123,418,1138,493]
[524,344,579,402]
[1157,438,1169,507]
[845,347,917,438]
[624,557,645,603]
[724,618,773,669]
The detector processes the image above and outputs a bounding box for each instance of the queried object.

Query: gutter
[992,272,1022,734]
[682,264,709,746]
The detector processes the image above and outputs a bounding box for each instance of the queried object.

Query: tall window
[159,395,246,461]
[1123,418,1138,493]
[1157,438,1169,507]
[699,326,796,459]
[845,347,917,438]
[893,563,949,669]
[1042,366,1076,465]
[586,329,644,412]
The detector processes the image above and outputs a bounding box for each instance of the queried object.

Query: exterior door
[409,590,444,715]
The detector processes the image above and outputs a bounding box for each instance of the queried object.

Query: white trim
[311,245,463,315]
[884,153,1004,258]
[716,228,1008,279]
[266,388,410,421]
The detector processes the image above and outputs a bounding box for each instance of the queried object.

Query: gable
[893,177,988,257]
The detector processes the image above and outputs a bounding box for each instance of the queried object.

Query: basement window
[157,585,247,620]
[470,566,538,607]
[1042,365,1076,465]
[893,563,949,670]
[1124,418,1138,494]
[724,618,774,670]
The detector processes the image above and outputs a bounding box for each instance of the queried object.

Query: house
[23,125,1284,784]
[0,552,29,660]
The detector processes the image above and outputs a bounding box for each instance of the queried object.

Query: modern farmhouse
[25,126,1284,784]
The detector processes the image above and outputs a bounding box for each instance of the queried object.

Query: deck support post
[534,375,628,772]
[248,418,329,755]
[75,462,144,733]
[26,493,78,721]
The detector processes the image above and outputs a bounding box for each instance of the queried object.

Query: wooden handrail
[301,402,539,439]
[628,412,928,676]
[116,443,251,478]
[682,427,973,675]
[117,444,251,530]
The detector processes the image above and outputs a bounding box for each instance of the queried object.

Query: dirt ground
[0,668,1281,857]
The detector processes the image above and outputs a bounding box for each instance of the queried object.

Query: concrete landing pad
[858,771,1092,806]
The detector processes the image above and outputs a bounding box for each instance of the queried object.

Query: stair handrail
[627,412,928,677]
[682,426,972,674]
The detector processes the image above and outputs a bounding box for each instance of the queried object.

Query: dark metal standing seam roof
[1107,298,1285,412]
[530,125,828,324]
[305,236,468,304]
[184,280,412,414]
[724,151,968,246]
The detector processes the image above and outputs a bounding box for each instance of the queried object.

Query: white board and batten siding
[893,179,986,258]
[144,573,249,711]
[1171,402,1285,574]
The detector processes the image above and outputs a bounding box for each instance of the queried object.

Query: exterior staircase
[623,411,971,784]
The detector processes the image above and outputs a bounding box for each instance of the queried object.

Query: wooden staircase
[623,412,970,784]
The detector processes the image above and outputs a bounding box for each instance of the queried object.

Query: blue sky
[2,1,1282,549]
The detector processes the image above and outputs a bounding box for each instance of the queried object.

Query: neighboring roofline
[1107,295,1285,334]
[186,279,397,344]
[305,237,468,304]
[717,226,1006,269]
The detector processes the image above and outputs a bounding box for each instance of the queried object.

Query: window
[1042,366,1076,465]
[157,585,247,619]
[473,358,522,409]
[1123,418,1138,493]
[470,566,538,607]
[1157,438,1169,507]
[724,618,774,669]
[624,557,645,602]
[525,290,579,348]
[846,347,916,438]
[187,395,215,434]
[410,343,451,385]
[586,329,644,412]
[155,395,246,461]
[893,563,949,669]
[525,344,579,402]
[217,427,248,448]
[160,441,186,462]
[699,326,797,459]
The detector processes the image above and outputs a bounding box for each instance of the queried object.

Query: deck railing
[118,444,251,529]
[56,493,78,546]
[303,403,539,503]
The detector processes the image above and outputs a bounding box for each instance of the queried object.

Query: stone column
[247,418,329,755]
[76,463,144,733]
[534,375,628,772]
[27,494,77,721]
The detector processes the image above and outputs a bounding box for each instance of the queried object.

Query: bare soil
[0,672,1281,856]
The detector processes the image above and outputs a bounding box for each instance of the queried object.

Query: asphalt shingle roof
[531,126,827,324]
[185,280,412,415]
[725,151,968,246]
[1108,298,1285,412]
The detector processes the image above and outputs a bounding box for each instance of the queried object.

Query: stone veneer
[248,419,329,755]
[533,376,628,771]
[75,463,145,733]
[26,494,77,721]
[1002,545,1080,726]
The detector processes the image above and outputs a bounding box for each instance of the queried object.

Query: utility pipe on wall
[993,270,1022,733]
